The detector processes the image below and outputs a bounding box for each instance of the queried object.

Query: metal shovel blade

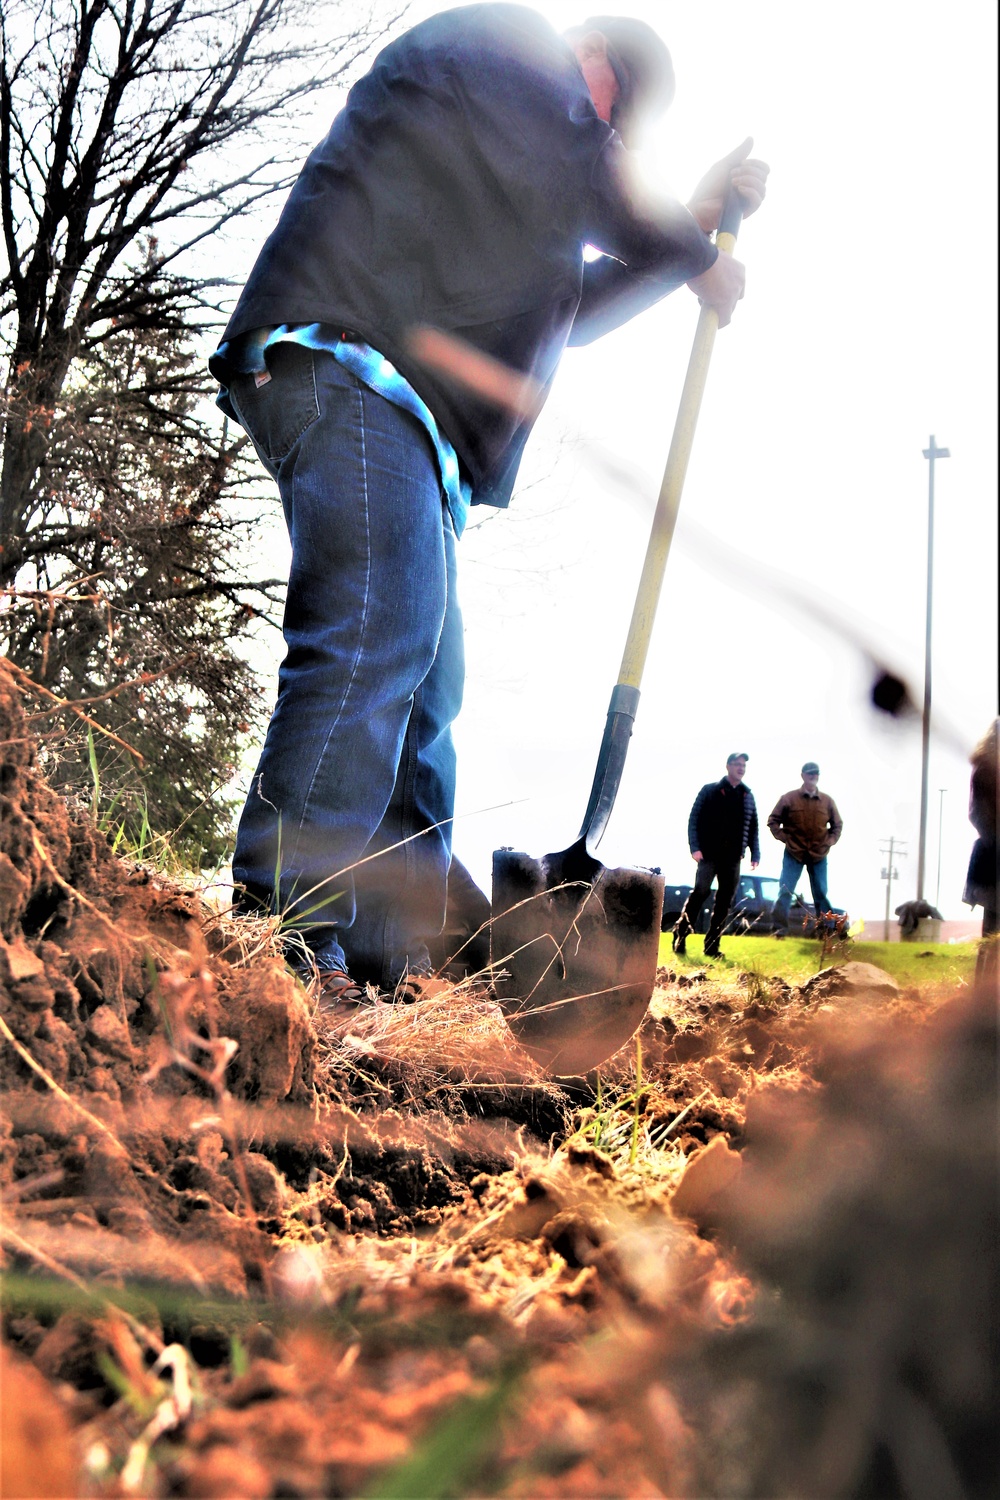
[492,838,664,1076]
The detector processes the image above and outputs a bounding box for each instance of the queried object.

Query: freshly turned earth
[1,663,995,1499]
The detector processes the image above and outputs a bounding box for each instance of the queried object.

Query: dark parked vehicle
[660,874,821,936]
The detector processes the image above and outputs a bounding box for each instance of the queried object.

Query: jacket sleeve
[688,786,708,853]
[767,796,788,843]
[748,798,761,863]
[827,798,843,846]
[569,140,717,347]
[569,255,691,345]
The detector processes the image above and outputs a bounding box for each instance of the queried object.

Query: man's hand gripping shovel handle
[578,190,745,852]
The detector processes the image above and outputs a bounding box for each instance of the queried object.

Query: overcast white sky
[220,0,998,925]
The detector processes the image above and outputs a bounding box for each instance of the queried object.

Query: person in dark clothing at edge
[211,5,769,1010]
[672,753,761,960]
[963,719,998,986]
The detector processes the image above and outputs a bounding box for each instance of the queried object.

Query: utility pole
[880,838,907,941]
[935,787,947,910]
[917,436,949,899]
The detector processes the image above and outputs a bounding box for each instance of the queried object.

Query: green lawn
[657,932,979,990]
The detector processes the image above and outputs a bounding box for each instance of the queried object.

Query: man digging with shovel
[213,5,768,1012]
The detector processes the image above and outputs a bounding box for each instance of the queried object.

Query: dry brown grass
[313,973,567,1110]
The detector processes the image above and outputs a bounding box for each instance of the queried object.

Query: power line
[879,837,908,942]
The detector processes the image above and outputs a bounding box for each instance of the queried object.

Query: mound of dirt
[2,663,995,1498]
[0,670,528,1299]
[800,958,899,1004]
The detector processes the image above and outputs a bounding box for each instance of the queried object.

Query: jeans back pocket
[229,342,320,467]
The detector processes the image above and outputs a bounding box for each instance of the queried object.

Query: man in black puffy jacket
[672,753,761,959]
[212,5,768,1004]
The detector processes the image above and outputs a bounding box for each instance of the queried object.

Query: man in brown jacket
[768,762,843,934]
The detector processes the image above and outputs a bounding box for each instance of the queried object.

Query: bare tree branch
[0,0,403,853]
[2,0,401,562]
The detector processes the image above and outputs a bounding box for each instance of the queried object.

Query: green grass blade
[367,1362,523,1500]
[629,1036,643,1167]
[87,726,101,824]
[137,794,151,860]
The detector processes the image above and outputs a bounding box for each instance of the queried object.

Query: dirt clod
[800,958,899,1004]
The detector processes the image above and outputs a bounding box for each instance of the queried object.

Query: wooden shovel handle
[617,191,744,689]
[579,189,745,850]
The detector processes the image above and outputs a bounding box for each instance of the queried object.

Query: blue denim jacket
[210,4,715,509]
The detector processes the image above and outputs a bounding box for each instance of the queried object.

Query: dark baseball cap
[727,751,749,764]
[802,761,820,775]
[582,16,675,143]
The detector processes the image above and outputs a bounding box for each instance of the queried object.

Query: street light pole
[917,436,949,900]
[935,787,947,910]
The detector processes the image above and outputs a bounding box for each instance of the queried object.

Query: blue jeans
[772,851,831,929]
[228,346,464,986]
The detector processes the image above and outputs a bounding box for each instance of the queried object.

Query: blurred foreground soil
[1,664,996,1500]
